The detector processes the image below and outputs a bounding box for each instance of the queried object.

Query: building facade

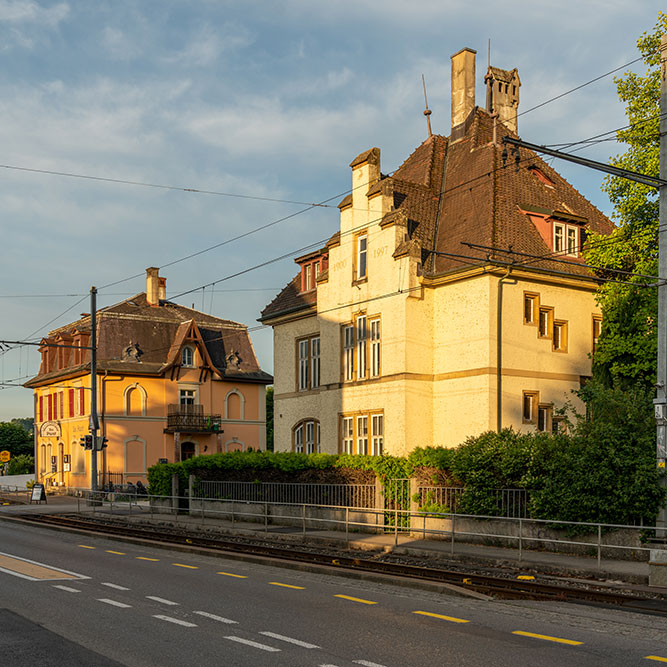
[26,268,272,488]
[260,48,612,457]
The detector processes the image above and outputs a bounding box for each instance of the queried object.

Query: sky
[0,0,664,420]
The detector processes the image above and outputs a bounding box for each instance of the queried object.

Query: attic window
[528,166,555,188]
[181,346,195,367]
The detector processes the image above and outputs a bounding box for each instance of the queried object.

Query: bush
[7,454,34,475]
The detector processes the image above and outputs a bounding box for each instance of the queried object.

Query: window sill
[352,277,368,286]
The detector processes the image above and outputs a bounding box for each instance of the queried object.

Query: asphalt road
[0,519,666,667]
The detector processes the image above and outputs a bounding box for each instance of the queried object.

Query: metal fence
[418,486,529,518]
[194,480,376,509]
[68,490,665,570]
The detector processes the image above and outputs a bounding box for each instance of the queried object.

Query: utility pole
[655,33,667,530]
[89,286,99,492]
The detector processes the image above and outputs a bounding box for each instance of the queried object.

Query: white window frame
[342,417,353,454]
[357,235,367,280]
[294,423,303,453]
[356,416,368,455]
[298,339,309,391]
[344,325,354,381]
[356,315,367,380]
[567,227,578,255]
[370,318,381,378]
[311,337,320,389]
[371,415,383,456]
[181,346,195,367]
[179,389,196,406]
[554,223,564,253]
[294,419,319,454]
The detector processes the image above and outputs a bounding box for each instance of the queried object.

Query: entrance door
[181,441,196,460]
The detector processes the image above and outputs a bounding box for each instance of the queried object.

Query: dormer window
[181,346,195,367]
[300,259,321,292]
[553,222,579,257]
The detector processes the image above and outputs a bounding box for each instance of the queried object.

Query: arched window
[225,389,245,420]
[123,383,147,416]
[292,419,320,454]
[125,437,147,477]
[181,346,195,367]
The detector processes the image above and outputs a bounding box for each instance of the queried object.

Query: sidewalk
[0,494,655,587]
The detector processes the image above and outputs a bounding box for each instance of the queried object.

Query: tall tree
[585,12,667,390]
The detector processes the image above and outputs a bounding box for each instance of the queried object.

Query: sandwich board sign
[30,484,47,504]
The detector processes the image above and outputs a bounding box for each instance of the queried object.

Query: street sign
[0,451,10,463]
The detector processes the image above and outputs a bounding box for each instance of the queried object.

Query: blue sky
[0,0,664,419]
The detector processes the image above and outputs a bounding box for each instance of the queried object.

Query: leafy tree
[7,454,34,475]
[0,422,33,457]
[585,12,667,389]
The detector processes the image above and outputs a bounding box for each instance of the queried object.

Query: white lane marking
[53,585,80,593]
[354,662,387,667]
[259,631,320,649]
[153,615,197,627]
[146,596,179,605]
[101,582,130,591]
[193,611,238,624]
[224,636,281,652]
[98,598,132,608]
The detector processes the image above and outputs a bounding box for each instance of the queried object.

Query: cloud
[0,1,68,26]
[165,22,254,67]
[101,26,143,61]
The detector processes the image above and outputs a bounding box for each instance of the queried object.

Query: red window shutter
[47,394,52,421]
[68,389,74,417]
[59,392,64,420]
[79,388,85,415]
[39,396,43,422]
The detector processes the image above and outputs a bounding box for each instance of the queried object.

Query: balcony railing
[166,404,222,433]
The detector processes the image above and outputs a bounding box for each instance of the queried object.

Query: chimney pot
[146,267,160,306]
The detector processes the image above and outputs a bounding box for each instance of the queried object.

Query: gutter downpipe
[497,267,517,431]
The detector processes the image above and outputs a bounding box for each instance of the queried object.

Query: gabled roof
[261,106,614,322]
[25,292,272,387]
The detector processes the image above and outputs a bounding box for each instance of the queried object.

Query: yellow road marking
[78,545,96,550]
[0,553,80,581]
[269,582,305,590]
[136,557,159,561]
[105,551,125,555]
[334,594,377,605]
[513,631,582,646]
[172,563,198,569]
[645,657,667,663]
[217,571,247,578]
[517,575,535,580]
[414,611,469,624]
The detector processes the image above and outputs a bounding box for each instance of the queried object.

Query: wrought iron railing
[166,404,222,432]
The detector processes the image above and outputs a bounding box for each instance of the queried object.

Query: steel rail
[14,513,667,616]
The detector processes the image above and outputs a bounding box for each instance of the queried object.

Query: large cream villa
[260,48,612,457]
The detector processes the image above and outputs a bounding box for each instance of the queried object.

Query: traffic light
[99,437,108,450]
[80,435,93,450]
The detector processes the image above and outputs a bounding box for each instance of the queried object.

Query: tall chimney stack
[146,267,160,306]
[485,66,521,135]
[158,277,166,301]
[451,47,476,132]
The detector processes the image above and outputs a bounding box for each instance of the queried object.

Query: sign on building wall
[40,422,61,438]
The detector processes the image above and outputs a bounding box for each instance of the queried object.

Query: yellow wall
[271,149,601,457]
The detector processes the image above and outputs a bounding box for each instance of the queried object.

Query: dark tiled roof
[259,274,317,322]
[25,292,272,386]
[261,107,614,321]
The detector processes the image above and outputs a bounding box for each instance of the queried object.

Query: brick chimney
[146,267,160,306]
[451,47,476,131]
[158,277,166,301]
[485,65,521,134]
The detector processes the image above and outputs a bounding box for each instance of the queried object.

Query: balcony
[165,404,222,433]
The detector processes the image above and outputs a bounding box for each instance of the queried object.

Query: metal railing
[0,484,31,502]
[166,404,221,432]
[194,480,376,508]
[418,486,529,518]
[68,490,664,570]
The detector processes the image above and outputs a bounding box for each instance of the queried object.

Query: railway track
[15,512,667,617]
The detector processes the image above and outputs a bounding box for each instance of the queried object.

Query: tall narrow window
[59,392,64,420]
[344,326,354,381]
[314,262,320,281]
[293,419,319,454]
[371,415,383,456]
[181,346,195,367]
[305,421,317,454]
[342,417,353,454]
[554,224,564,253]
[370,319,381,377]
[356,416,368,455]
[523,293,538,324]
[553,321,568,352]
[48,394,53,421]
[357,316,367,380]
[38,396,43,422]
[311,337,320,389]
[522,392,537,423]
[567,227,578,255]
[592,316,602,353]
[298,339,309,391]
[357,235,367,280]
[79,388,85,416]
[538,307,553,338]
[304,264,312,291]
[294,423,303,453]
[537,405,552,432]
[68,389,74,418]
